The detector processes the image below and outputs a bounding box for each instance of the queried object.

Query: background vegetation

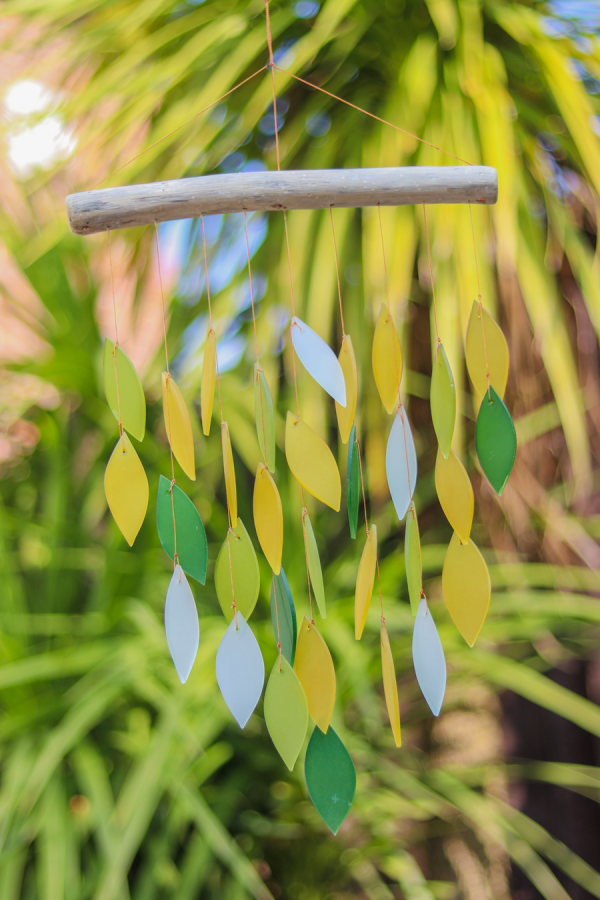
[0,0,599,897]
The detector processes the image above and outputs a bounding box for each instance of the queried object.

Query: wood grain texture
[66,166,498,234]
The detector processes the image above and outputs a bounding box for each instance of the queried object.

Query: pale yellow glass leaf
[465,301,509,400]
[372,306,403,414]
[434,448,474,544]
[104,433,149,546]
[162,373,196,481]
[355,525,377,640]
[285,412,341,511]
[381,625,401,747]
[335,334,358,444]
[295,617,336,733]
[253,464,283,574]
[201,329,216,436]
[442,532,491,647]
[264,656,308,770]
[221,421,237,527]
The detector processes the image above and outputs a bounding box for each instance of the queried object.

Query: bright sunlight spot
[3,79,76,178]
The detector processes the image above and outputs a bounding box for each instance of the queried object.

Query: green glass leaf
[215,518,260,623]
[103,338,146,442]
[264,656,308,770]
[156,475,207,584]
[475,386,517,496]
[303,513,326,619]
[347,425,360,540]
[430,342,455,458]
[254,364,276,473]
[305,726,356,835]
[404,504,421,617]
[271,568,297,664]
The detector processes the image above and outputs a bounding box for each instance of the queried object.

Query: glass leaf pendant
[216,613,265,728]
[221,421,237,527]
[430,342,455,458]
[264,656,308,770]
[254,364,276,473]
[295,617,336,733]
[386,409,417,521]
[381,625,401,747]
[404,505,421,617]
[162,373,196,481]
[104,433,149,546]
[253,464,283,574]
[200,329,216,436]
[303,513,326,618]
[442,532,491,647]
[412,598,446,716]
[305,726,356,835]
[355,525,377,640]
[156,474,208,584]
[434,448,474,544]
[285,412,341,511]
[347,425,360,540]
[335,334,358,443]
[372,306,403,414]
[214,519,260,623]
[465,301,509,400]
[291,316,346,406]
[164,565,199,684]
[104,338,146,442]
[271,568,297,664]
[475,386,516,495]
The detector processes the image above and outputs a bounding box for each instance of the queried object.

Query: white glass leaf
[164,566,199,684]
[291,316,346,406]
[386,409,417,521]
[215,613,265,729]
[412,598,446,716]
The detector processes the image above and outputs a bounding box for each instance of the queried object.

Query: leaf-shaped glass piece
[291,316,346,406]
[335,334,357,443]
[201,329,216,436]
[162,372,196,481]
[465,301,509,400]
[104,433,149,546]
[305,726,356,835]
[253,464,283,574]
[372,306,403,414]
[215,612,265,728]
[347,425,360,540]
[214,519,260,623]
[221,421,237,528]
[434,448,474,544]
[386,409,417,521]
[412,598,446,716]
[355,525,377,640]
[404,505,421,617]
[442,532,491,647]
[303,513,326,618]
[381,624,401,747]
[295,617,336,732]
[104,339,146,442]
[475,386,517,496]
[264,656,308,770]
[430,342,455,458]
[164,565,199,684]
[156,475,208,584]
[271,569,297,664]
[254,364,276,473]
[285,412,341,511]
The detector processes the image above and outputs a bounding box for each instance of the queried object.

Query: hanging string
[107,227,124,444]
[272,572,283,670]
[329,207,345,337]
[468,202,492,401]
[422,205,440,347]
[377,204,401,417]
[243,211,268,465]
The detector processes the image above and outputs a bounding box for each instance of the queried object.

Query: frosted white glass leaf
[164,566,199,684]
[386,409,417,521]
[412,599,446,716]
[291,316,346,406]
[216,613,265,729]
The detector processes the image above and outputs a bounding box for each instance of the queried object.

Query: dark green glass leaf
[254,364,276,473]
[156,474,207,584]
[475,386,517,496]
[430,342,455,458]
[304,726,356,835]
[271,567,297,664]
[404,504,421,617]
[347,425,360,540]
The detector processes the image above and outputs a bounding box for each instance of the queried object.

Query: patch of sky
[273,39,298,65]
[220,151,246,172]
[306,112,331,137]
[543,1,600,36]
[293,1,319,19]
[570,59,600,94]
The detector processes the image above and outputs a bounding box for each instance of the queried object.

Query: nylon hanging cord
[469,202,492,401]
[107,228,124,444]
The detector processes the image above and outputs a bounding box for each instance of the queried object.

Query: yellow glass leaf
[253,464,283,574]
[162,373,196,481]
[295,617,336,733]
[372,306,403,414]
[285,412,341,511]
[264,656,308,770]
[442,532,491,647]
[381,625,401,747]
[201,329,216,436]
[335,334,358,444]
[104,433,149,546]
[221,421,237,528]
[355,525,377,640]
[103,339,146,442]
[465,301,509,400]
[434,448,474,544]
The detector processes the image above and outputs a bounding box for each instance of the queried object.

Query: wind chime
[67,0,516,837]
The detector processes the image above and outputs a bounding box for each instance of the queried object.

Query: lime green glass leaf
[103,338,146,442]
[156,475,207,585]
[475,386,517,496]
[404,505,421,617]
[264,656,308,770]
[303,513,326,619]
[347,425,360,540]
[430,342,455,458]
[254,364,276,473]
[305,726,356,835]
[214,519,260,623]
[271,568,297,664]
